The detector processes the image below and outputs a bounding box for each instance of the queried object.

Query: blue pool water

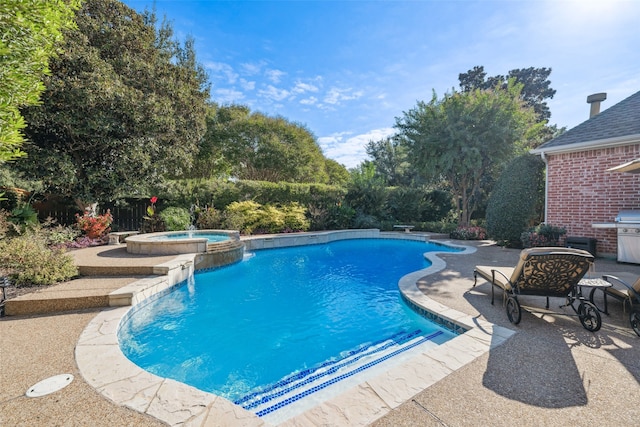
[119,238,461,410]
[148,232,230,243]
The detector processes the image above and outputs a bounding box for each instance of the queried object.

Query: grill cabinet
[615,210,640,264]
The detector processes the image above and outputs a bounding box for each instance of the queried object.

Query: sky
[122,0,640,168]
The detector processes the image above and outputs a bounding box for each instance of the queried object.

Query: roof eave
[530,133,640,155]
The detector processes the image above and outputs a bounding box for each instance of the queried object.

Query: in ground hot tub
[126,229,240,255]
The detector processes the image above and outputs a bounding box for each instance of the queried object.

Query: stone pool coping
[75,230,515,426]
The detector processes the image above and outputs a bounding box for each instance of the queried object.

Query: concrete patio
[0,238,638,426]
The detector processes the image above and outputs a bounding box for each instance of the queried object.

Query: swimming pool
[119,238,462,418]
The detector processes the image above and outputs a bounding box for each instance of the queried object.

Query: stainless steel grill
[615,210,640,264]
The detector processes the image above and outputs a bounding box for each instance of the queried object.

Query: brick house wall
[545,143,640,256]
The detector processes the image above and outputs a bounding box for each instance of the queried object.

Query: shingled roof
[535,90,640,151]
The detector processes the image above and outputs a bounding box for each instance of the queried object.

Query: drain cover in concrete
[26,374,74,397]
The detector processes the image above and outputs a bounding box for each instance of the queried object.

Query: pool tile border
[76,230,515,426]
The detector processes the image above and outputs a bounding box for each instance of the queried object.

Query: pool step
[235,329,444,418]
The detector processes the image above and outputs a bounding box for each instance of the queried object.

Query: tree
[365,136,411,186]
[16,0,209,207]
[324,158,350,186]
[459,65,556,121]
[395,83,536,227]
[192,104,330,183]
[0,0,80,162]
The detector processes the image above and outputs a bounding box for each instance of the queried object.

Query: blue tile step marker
[234,329,444,417]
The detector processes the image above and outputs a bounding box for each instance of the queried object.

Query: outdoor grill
[615,210,640,264]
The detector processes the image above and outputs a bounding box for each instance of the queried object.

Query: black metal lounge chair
[592,275,640,337]
[473,247,601,332]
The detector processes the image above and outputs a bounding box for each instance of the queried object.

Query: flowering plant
[450,225,487,240]
[75,209,113,239]
[520,224,566,248]
[147,196,158,217]
[142,196,165,233]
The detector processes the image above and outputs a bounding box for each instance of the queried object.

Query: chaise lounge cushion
[604,277,640,305]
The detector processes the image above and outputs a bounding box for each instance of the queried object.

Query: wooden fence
[37,201,150,232]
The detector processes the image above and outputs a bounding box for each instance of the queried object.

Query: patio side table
[578,278,613,314]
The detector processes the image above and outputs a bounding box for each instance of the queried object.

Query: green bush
[450,226,487,240]
[156,179,346,213]
[486,154,545,247]
[256,205,285,233]
[345,180,389,220]
[326,204,356,230]
[0,233,78,286]
[195,206,222,229]
[280,202,310,232]
[353,213,380,229]
[9,203,38,229]
[159,206,192,231]
[223,201,263,234]
[222,201,310,234]
[38,218,80,246]
[520,224,567,247]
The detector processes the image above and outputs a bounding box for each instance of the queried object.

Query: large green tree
[0,0,80,162]
[365,136,412,187]
[191,104,332,184]
[395,83,536,226]
[324,158,350,186]
[17,0,209,207]
[459,65,556,122]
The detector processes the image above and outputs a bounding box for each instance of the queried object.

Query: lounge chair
[473,247,601,332]
[592,275,640,337]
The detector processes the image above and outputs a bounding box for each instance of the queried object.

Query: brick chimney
[586,92,607,118]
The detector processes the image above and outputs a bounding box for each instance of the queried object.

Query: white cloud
[318,128,395,168]
[204,61,238,84]
[300,96,318,105]
[292,81,320,94]
[239,78,255,91]
[213,88,245,103]
[241,62,264,75]
[324,87,364,105]
[258,85,290,102]
[265,69,286,83]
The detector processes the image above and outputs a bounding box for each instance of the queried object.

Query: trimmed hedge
[154,178,454,232]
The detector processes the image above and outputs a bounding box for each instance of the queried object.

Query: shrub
[0,209,11,239]
[159,206,192,231]
[325,203,356,230]
[222,201,310,234]
[37,217,80,246]
[353,213,380,229]
[280,202,310,232]
[0,233,78,286]
[75,210,113,239]
[520,224,567,248]
[223,201,263,234]
[255,205,285,234]
[9,203,38,228]
[450,226,487,240]
[385,187,453,223]
[345,180,389,221]
[486,154,545,247]
[195,206,222,229]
